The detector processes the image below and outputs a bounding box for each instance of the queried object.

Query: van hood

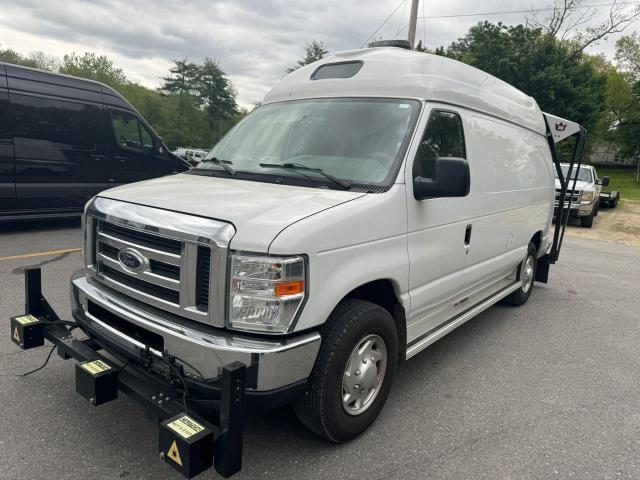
[98,173,366,252]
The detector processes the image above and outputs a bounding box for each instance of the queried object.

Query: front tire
[503,242,537,306]
[581,211,594,228]
[294,299,398,443]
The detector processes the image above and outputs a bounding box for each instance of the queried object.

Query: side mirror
[413,157,470,200]
[601,176,610,186]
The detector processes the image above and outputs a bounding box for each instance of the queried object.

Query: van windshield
[557,165,593,183]
[195,98,420,190]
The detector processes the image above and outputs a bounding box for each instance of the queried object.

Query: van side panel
[0,65,15,211]
[463,114,554,291]
[8,67,112,210]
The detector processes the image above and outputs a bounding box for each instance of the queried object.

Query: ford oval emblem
[117,248,149,274]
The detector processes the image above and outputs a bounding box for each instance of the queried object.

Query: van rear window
[311,61,363,80]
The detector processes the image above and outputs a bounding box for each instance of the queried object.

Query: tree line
[0,48,245,150]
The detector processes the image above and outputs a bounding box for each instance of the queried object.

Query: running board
[405,281,521,359]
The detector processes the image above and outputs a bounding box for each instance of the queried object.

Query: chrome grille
[84,197,235,327]
[97,222,182,299]
[555,188,581,206]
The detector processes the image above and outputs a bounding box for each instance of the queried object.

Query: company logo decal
[555,122,567,131]
[117,248,149,274]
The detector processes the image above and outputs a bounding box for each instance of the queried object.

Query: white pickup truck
[554,163,610,228]
[12,46,586,477]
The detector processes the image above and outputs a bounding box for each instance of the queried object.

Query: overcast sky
[0,0,638,107]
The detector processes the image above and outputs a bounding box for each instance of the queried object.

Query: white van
[51,47,581,465]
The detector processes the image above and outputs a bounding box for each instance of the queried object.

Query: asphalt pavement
[1,219,639,480]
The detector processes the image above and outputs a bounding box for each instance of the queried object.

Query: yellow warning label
[15,315,39,325]
[13,326,21,343]
[167,415,206,439]
[167,440,182,467]
[80,360,112,375]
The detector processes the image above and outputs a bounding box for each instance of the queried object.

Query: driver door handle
[464,224,472,246]
[114,156,128,163]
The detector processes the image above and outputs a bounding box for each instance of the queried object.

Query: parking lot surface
[1,219,639,480]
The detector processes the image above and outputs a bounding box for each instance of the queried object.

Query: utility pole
[407,0,419,49]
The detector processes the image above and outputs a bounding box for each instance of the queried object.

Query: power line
[369,0,638,47]
[361,0,406,47]
[416,1,638,20]
[396,0,408,36]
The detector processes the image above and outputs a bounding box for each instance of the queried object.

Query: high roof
[264,47,546,136]
[0,61,137,112]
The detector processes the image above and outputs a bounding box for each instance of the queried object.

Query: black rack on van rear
[536,112,587,282]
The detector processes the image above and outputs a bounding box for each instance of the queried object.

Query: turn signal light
[274,280,305,297]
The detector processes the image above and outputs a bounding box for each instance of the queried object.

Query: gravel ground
[564,201,640,247]
[1,219,639,480]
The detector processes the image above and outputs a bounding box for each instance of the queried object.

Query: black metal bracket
[24,267,61,322]
[546,123,587,264]
[215,362,247,478]
[18,267,247,478]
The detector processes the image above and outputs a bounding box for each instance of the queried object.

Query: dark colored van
[0,63,190,220]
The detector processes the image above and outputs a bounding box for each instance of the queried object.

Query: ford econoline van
[0,63,190,220]
[11,46,585,476]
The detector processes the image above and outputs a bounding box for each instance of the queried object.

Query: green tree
[160,58,200,96]
[608,35,640,167]
[196,58,238,142]
[287,40,328,73]
[160,58,204,146]
[615,33,640,80]
[0,46,58,70]
[59,52,127,89]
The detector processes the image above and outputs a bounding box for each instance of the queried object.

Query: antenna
[407,0,419,49]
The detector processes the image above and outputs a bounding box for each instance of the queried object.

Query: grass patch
[595,168,640,202]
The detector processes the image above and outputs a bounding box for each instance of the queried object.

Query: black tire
[593,202,599,216]
[294,299,398,443]
[611,198,618,208]
[502,242,537,306]
[580,211,594,228]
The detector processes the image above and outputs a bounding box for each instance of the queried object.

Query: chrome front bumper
[554,199,595,217]
[71,276,321,391]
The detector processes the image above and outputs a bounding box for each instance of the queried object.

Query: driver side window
[413,110,466,180]
[111,110,154,155]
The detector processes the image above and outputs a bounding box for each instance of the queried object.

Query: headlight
[228,254,306,333]
[581,190,594,203]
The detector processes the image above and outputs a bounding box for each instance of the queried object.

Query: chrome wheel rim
[522,255,535,294]
[342,334,387,416]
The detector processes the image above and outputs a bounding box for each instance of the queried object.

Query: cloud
[0,0,636,107]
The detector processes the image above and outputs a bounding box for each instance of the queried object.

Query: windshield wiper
[200,157,236,175]
[259,162,351,190]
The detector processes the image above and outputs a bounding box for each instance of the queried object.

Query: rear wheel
[503,242,537,306]
[294,299,398,442]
